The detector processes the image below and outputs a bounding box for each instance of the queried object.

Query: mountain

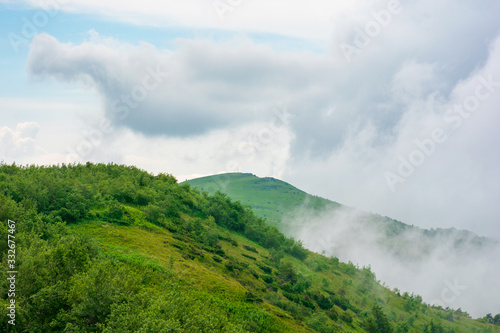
[184,172,496,257]
[184,173,500,317]
[1,163,499,332]
[184,172,341,226]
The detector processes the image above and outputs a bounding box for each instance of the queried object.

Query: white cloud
[64,115,293,182]
[27,32,334,137]
[285,206,500,317]
[0,122,40,160]
[20,0,359,41]
[287,35,500,237]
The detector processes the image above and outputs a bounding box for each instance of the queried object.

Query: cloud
[284,205,500,317]
[28,32,329,137]
[18,0,368,41]
[26,0,500,146]
[0,122,40,160]
[287,34,500,237]
[67,114,293,182]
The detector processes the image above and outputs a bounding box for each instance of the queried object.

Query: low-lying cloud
[284,205,500,318]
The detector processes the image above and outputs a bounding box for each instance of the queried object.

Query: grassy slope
[70,221,307,332]
[70,204,499,333]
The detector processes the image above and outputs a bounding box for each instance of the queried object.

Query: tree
[395,322,409,333]
[279,261,298,285]
[105,201,124,222]
[369,305,392,333]
[143,203,164,226]
[423,320,445,333]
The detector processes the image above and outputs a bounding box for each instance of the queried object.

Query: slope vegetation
[184,173,495,263]
[0,164,498,332]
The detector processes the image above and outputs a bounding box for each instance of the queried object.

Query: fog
[283,205,500,318]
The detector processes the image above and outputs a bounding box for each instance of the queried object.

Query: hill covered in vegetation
[1,163,499,332]
[184,172,340,226]
[184,173,496,263]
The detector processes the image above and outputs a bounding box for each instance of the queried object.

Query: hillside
[184,173,496,262]
[184,173,500,318]
[1,163,499,332]
[184,173,341,227]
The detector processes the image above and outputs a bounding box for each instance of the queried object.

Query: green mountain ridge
[183,172,341,227]
[1,163,499,332]
[183,172,496,261]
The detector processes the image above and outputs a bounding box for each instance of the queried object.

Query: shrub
[306,312,339,333]
[243,245,258,253]
[261,275,274,284]
[143,204,164,226]
[242,253,257,261]
[104,201,126,224]
[340,309,354,323]
[257,263,273,274]
[279,261,298,285]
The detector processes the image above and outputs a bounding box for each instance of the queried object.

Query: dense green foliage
[0,163,499,332]
[479,314,500,326]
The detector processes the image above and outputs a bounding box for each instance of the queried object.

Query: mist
[283,205,500,318]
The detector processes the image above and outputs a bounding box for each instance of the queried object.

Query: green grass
[71,211,500,333]
[185,173,340,226]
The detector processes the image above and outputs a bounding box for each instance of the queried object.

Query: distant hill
[184,172,341,226]
[184,172,495,259]
[184,173,500,317]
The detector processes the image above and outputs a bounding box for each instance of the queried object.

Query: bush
[261,275,274,284]
[287,239,309,261]
[104,201,125,223]
[340,309,354,323]
[312,292,333,310]
[135,189,154,205]
[306,312,339,333]
[327,307,339,321]
[225,261,235,272]
[244,291,263,303]
[279,261,298,285]
[243,245,259,253]
[242,253,257,261]
[143,204,164,226]
[257,263,273,274]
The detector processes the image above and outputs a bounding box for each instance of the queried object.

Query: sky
[1,0,500,241]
